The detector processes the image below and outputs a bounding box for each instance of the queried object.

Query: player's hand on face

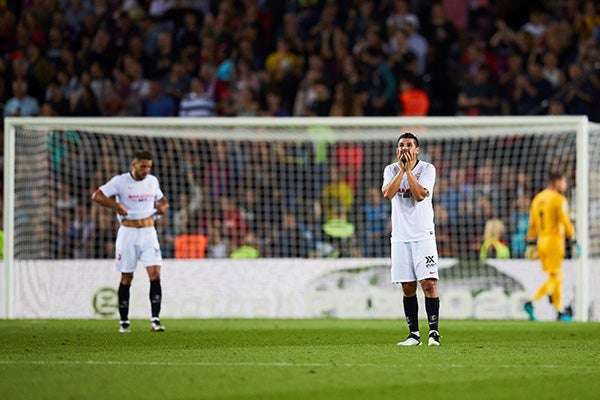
[398,149,408,170]
[399,149,414,171]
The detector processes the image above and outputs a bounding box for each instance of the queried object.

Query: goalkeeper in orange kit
[523,171,577,321]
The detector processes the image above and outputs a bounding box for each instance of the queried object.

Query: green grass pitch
[1,319,599,400]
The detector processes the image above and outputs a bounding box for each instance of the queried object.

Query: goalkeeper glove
[524,239,538,260]
[568,238,582,258]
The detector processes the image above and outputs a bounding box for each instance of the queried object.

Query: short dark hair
[133,150,153,161]
[398,132,419,147]
[548,170,565,182]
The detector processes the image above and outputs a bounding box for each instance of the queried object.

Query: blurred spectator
[275,211,316,258]
[280,12,305,55]
[151,30,176,79]
[27,42,56,92]
[422,2,460,115]
[509,194,530,258]
[125,58,151,102]
[479,218,510,261]
[457,64,499,115]
[9,56,44,103]
[0,10,17,56]
[547,99,566,116]
[305,79,333,117]
[385,0,419,38]
[264,36,302,85]
[69,205,96,259]
[143,79,177,116]
[573,0,600,40]
[238,187,269,240]
[308,2,347,70]
[93,204,117,258]
[202,140,236,199]
[397,74,430,116]
[434,203,456,258]
[263,89,290,117]
[20,10,46,48]
[43,80,70,116]
[88,61,113,115]
[512,56,552,115]
[329,81,364,116]
[345,0,380,45]
[321,166,354,221]
[521,8,547,44]
[470,163,504,218]
[231,87,260,116]
[564,62,596,116]
[108,68,140,116]
[360,186,390,258]
[229,233,260,259]
[174,10,202,55]
[231,58,262,95]
[435,174,460,225]
[46,25,65,67]
[334,141,364,194]
[154,210,176,259]
[293,55,326,116]
[3,79,40,117]
[178,77,216,117]
[360,46,397,116]
[219,196,250,251]
[161,62,191,105]
[207,224,228,258]
[458,38,495,86]
[541,51,565,90]
[497,52,523,114]
[402,17,428,77]
[69,84,101,116]
[86,28,118,76]
[321,202,360,258]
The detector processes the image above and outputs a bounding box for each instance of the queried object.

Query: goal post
[3,116,600,321]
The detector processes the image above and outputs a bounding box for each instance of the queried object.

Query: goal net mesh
[10,119,600,260]
[6,117,600,319]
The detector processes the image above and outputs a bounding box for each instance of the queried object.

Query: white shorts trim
[391,237,439,283]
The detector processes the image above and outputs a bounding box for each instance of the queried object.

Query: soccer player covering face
[382,133,441,346]
[92,150,170,333]
[523,171,576,321]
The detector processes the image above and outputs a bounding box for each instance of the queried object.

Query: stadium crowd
[1,0,599,120]
[2,0,600,260]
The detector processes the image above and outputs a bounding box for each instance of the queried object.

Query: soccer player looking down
[382,133,441,346]
[92,150,170,333]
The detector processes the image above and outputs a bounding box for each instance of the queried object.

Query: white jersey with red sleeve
[98,172,164,220]
[382,160,436,242]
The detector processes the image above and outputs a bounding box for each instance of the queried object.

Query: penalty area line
[0,360,595,369]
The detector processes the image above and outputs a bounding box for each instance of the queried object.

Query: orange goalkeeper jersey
[527,188,575,243]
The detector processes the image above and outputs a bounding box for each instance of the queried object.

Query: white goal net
[3,116,600,321]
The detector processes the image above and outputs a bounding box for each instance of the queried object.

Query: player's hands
[524,245,538,260]
[116,204,128,216]
[398,149,414,171]
[568,238,581,258]
[155,200,169,215]
[524,239,538,260]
